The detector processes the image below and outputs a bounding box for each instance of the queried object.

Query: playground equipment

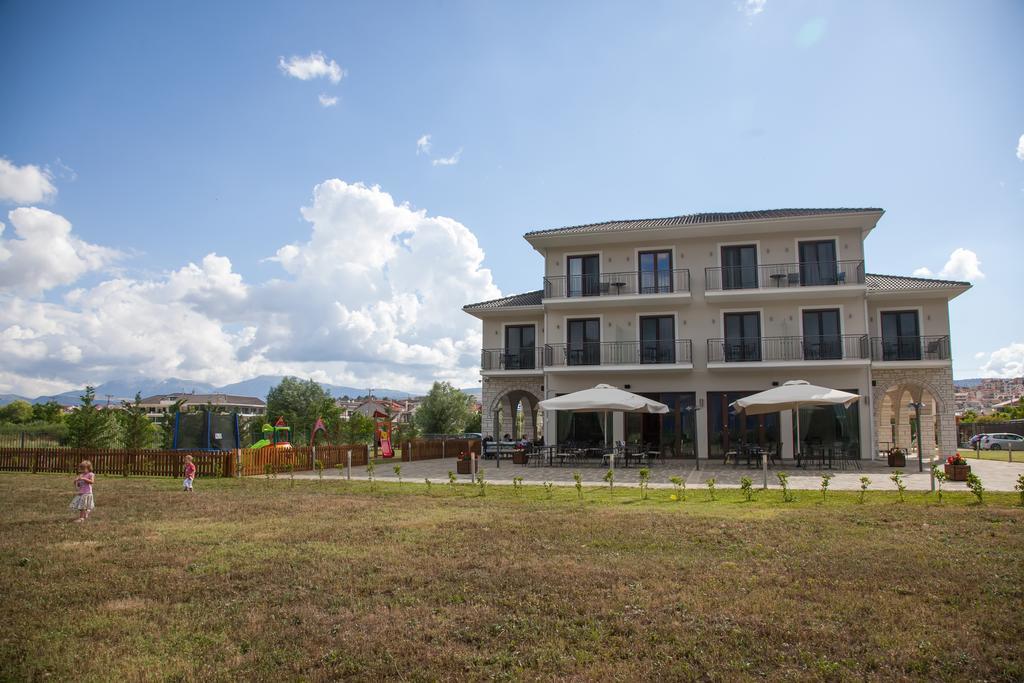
[251,416,293,450]
[172,411,241,451]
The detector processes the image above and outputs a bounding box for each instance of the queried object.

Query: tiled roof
[140,393,266,406]
[463,290,543,311]
[865,273,970,292]
[525,208,883,238]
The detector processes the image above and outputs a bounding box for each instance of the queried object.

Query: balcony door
[721,245,758,290]
[802,309,841,360]
[567,318,600,366]
[880,311,921,360]
[640,316,675,364]
[724,312,761,361]
[798,240,838,286]
[638,250,673,294]
[504,325,536,369]
[567,255,600,297]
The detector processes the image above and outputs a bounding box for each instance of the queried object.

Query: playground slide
[251,439,271,449]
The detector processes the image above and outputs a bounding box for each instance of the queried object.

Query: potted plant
[887,447,907,468]
[944,454,971,481]
[512,445,529,465]
[456,451,474,475]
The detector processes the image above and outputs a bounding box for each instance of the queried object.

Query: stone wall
[871,365,956,457]
[481,376,544,440]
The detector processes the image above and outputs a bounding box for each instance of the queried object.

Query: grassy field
[957,447,1023,463]
[2,474,1023,681]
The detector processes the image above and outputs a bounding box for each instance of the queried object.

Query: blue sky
[0,0,1021,395]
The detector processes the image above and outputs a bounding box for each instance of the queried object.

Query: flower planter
[512,450,529,465]
[887,450,906,468]
[456,459,473,475]
[944,463,970,481]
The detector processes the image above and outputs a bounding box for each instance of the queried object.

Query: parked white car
[980,433,1024,450]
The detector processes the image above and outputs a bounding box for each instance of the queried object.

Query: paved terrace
[295,455,1024,492]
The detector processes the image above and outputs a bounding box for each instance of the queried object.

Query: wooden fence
[404,438,481,462]
[240,444,369,477]
[0,447,232,477]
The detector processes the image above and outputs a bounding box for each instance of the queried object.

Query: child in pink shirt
[183,455,196,492]
[69,460,95,522]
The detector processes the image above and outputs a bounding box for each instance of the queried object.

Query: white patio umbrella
[539,384,668,460]
[731,380,861,488]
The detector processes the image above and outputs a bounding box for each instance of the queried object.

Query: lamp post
[684,398,705,471]
[908,401,934,491]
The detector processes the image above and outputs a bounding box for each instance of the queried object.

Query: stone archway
[872,367,955,459]
[482,378,543,441]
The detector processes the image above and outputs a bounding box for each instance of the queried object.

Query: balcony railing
[545,340,693,367]
[704,260,865,292]
[480,347,544,371]
[543,269,690,299]
[707,335,869,363]
[870,335,950,362]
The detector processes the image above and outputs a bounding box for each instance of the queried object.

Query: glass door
[567,318,600,365]
[724,312,761,361]
[802,309,841,359]
[798,240,838,286]
[504,325,536,369]
[881,311,920,360]
[640,316,675,363]
[721,245,758,289]
[567,255,600,297]
[638,250,673,294]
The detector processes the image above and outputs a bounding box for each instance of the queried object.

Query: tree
[414,382,473,435]
[266,377,341,446]
[31,401,65,424]
[66,386,118,448]
[338,412,375,445]
[464,411,482,433]
[119,393,159,450]
[0,400,34,424]
[158,397,187,448]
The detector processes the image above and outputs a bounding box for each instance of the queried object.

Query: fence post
[347,449,352,480]
[1010,441,1014,464]
[442,438,446,460]
[32,450,39,474]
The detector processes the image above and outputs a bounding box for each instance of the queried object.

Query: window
[724,312,761,361]
[802,309,841,360]
[638,250,673,294]
[567,318,601,365]
[798,240,838,286]
[640,316,675,363]
[567,255,600,297]
[880,311,921,360]
[504,325,536,369]
[721,245,758,289]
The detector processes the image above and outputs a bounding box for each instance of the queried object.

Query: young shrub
[447,470,457,495]
[966,472,984,504]
[603,468,614,493]
[820,473,833,503]
[543,481,554,499]
[705,477,717,501]
[669,475,686,501]
[424,478,432,495]
[284,462,295,488]
[777,472,793,502]
[858,476,871,504]
[889,471,906,503]
[476,468,486,497]
[1016,473,1024,507]
[314,459,324,483]
[573,472,583,500]
[740,476,753,502]
[393,464,402,484]
[512,476,523,495]
[638,467,650,500]
[932,466,947,504]
[264,463,274,482]
[366,459,376,490]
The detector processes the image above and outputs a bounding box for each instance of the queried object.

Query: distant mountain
[461,387,481,397]
[954,378,984,388]
[217,375,416,401]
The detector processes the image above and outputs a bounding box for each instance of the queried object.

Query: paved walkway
[295,454,1024,492]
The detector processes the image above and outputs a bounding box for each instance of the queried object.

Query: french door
[567,255,600,297]
[802,309,841,360]
[881,311,921,360]
[567,318,601,365]
[724,312,761,361]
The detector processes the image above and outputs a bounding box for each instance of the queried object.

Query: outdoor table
[769,272,787,287]
[609,281,627,294]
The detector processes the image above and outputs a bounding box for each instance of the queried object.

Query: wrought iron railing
[707,335,869,363]
[704,260,865,291]
[480,347,544,371]
[543,269,690,299]
[544,340,693,367]
[869,335,950,362]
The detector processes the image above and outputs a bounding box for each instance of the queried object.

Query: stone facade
[871,365,956,457]
[481,376,544,440]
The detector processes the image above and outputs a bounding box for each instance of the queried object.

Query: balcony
[870,335,950,364]
[542,269,690,307]
[544,340,693,371]
[480,348,544,373]
[704,260,865,300]
[707,335,870,366]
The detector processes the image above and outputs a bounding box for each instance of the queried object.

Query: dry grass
[2,473,1023,681]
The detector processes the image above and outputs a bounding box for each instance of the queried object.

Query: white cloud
[416,134,432,155]
[1017,134,1024,161]
[978,343,1024,378]
[278,52,345,84]
[0,158,57,204]
[318,93,338,107]
[912,247,984,281]
[0,180,499,396]
[0,207,121,295]
[739,0,767,17]
[432,148,463,167]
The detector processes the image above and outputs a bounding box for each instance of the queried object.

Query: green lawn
[2,474,1023,681]
[957,447,1024,463]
